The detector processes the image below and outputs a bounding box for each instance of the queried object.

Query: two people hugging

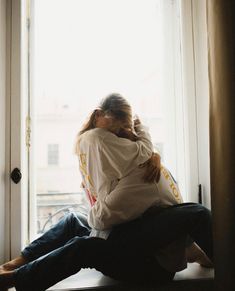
[0,93,213,291]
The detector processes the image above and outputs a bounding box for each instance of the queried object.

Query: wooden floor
[9,263,214,291]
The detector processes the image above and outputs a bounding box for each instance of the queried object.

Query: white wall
[0,0,6,264]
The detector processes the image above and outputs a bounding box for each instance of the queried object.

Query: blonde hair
[79,93,134,135]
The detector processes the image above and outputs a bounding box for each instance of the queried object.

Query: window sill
[51,263,213,291]
[9,263,214,291]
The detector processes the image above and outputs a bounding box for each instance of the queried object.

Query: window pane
[47,144,59,165]
[31,0,184,238]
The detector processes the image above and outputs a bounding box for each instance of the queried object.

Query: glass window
[47,144,59,166]
[30,0,185,238]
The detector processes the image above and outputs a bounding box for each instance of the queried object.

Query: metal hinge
[26,116,31,149]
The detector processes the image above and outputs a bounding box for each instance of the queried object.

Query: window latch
[10,168,22,184]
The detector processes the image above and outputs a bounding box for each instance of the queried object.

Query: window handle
[198,184,202,204]
[10,168,22,184]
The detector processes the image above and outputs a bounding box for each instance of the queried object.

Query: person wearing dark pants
[0,202,212,291]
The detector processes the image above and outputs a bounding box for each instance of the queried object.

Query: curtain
[207,0,235,290]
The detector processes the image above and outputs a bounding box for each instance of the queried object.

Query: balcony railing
[36,192,89,233]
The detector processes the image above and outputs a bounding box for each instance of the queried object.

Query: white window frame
[0,0,7,264]
[180,0,210,207]
[6,0,29,258]
[190,0,210,208]
[179,0,200,203]
[6,0,210,254]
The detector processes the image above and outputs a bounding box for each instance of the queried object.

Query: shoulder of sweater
[79,128,135,146]
[79,128,112,143]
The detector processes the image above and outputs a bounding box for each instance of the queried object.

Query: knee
[63,212,81,230]
[197,204,211,215]
[65,212,77,223]
[193,204,212,223]
[180,203,211,217]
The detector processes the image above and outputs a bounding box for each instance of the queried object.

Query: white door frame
[6,0,29,258]
[0,0,7,264]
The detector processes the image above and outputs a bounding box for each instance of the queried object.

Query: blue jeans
[14,203,213,291]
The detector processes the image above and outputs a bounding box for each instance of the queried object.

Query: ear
[95,109,104,118]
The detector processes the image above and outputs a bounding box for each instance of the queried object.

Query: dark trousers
[14,203,213,291]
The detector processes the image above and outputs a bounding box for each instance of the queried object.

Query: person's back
[88,164,183,231]
[77,126,153,204]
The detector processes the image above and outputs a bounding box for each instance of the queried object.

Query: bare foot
[186,242,213,268]
[0,255,28,272]
[0,270,15,290]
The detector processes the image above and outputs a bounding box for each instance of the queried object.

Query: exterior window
[28,0,196,239]
[8,0,210,255]
[47,144,59,166]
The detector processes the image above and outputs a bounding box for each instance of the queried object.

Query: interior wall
[0,0,6,264]
[207,0,235,289]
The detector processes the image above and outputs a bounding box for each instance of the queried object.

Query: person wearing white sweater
[77,125,182,234]
[76,94,211,271]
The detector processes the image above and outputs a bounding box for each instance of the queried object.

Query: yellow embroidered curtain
[207,0,235,290]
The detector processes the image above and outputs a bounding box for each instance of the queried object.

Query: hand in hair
[133,115,141,128]
[116,126,161,183]
[140,152,161,183]
[117,128,139,141]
